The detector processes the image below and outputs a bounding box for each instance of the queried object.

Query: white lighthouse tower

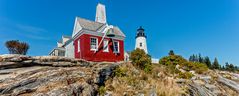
[135,26,148,54]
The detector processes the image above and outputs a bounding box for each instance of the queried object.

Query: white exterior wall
[124,52,130,62]
[57,42,63,47]
[135,37,148,54]
[72,18,83,37]
[62,37,70,44]
[95,3,107,24]
[65,41,74,58]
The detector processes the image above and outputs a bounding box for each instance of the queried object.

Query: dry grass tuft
[105,63,185,96]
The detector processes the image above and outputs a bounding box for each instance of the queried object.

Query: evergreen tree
[169,50,175,56]
[225,62,230,70]
[204,56,211,68]
[219,64,222,70]
[221,65,225,70]
[224,62,239,72]
[192,54,196,62]
[229,64,235,72]
[189,55,193,62]
[194,55,199,62]
[212,58,220,69]
[198,54,204,63]
[235,66,238,71]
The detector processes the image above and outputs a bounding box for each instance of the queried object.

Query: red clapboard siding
[74,34,124,62]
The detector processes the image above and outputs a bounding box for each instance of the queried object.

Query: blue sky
[0,0,239,65]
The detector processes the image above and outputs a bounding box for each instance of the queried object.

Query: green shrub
[159,51,208,74]
[159,55,188,67]
[166,64,180,74]
[126,77,138,86]
[191,62,208,74]
[98,86,106,96]
[114,67,127,77]
[143,63,152,73]
[159,54,188,74]
[178,72,194,79]
[130,48,152,73]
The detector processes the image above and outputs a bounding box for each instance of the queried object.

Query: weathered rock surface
[0,54,90,69]
[186,72,239,96]
[0,54,119,96]
[218,75,239,92]
[1,54,239,96]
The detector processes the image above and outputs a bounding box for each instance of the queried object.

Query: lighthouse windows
[140,42,142,47]
[90,37,98,51]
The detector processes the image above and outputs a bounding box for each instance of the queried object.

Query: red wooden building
[71,3,126,62]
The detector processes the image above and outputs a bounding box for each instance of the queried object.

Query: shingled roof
[76,17,125,37]
[112,26,126,37]
[62,35,71,39]
[76,17,104,31]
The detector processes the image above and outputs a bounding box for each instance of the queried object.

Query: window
[77,39,80,52]
[140,42,142,47]
[103,39,109,52]
[113,41,120,53]
[90,37,98,51]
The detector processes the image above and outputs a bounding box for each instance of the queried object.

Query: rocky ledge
[0,54,119,96]
[1,54,239,96]
[0,54,90,69]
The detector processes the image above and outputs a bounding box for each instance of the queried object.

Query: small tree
[5,40,19,54]
[5,40,29,55]
[212,58,220,69]
[204,56,211,68]
[130,48,152,73]
[17,42,29,55]
[198,54,204,63]
[168,50,175,56]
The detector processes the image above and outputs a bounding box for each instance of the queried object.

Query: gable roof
[62,35,71,39]
[113,26,126,37]
[76,17,105,31]
[63,39,73,47]
[57,39,63,43]
[57,35,72,47]
[74,17,126,38]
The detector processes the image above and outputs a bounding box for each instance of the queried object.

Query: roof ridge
[76,16,104,25]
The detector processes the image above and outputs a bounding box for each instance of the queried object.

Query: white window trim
[103,39,109,52]
[90,37,98,51]
[77,39,80,52]
[113,41,120,53]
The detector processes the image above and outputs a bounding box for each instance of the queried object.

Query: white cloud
[24,34,50,40]
[16,24,47,34]
[0,17,50,41]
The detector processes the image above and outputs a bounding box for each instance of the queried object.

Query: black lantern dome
[136,26,146,38]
